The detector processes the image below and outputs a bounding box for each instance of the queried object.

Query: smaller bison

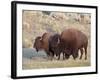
[33,32,54,60]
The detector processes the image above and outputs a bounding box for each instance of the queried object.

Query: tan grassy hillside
[22,11,91,48]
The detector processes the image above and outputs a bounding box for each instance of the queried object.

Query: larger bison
[49,28,88,60]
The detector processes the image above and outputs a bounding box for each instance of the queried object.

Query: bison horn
[39,37,42,41]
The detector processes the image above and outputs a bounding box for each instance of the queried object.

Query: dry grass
[22,57,90,69]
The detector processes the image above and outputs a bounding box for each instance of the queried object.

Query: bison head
[49,34,61,48]
[34,36,43,52]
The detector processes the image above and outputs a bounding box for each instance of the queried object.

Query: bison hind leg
[79,48,83,59]
[84,47,87,60]
[84,43,88,60]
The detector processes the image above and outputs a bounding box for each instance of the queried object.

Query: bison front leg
[46,52,51,60]
[49,51,54,61]
[46,52,53,60]
[72,49,78,60]
[57,53,61,60]
[62,52,65,60]
[48,49,55,60]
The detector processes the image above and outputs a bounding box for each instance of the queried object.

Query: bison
[33,32,54,59]
[61,28,88,60]
[49,34,63,60]
[50,28,88,60]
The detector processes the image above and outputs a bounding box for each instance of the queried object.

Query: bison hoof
[85,57,87,60]
[73,57,76,60]
[79,57,82,60]
[50,57,53,61]
[57,58,60,60]
[63,58,65,60]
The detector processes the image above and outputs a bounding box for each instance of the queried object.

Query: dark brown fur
[61,28,88,60]
[49,34,62,60]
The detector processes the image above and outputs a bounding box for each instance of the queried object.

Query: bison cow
[51,28,88,60]
[33,32,54,59]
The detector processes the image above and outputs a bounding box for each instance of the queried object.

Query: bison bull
[62,28,88,60]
